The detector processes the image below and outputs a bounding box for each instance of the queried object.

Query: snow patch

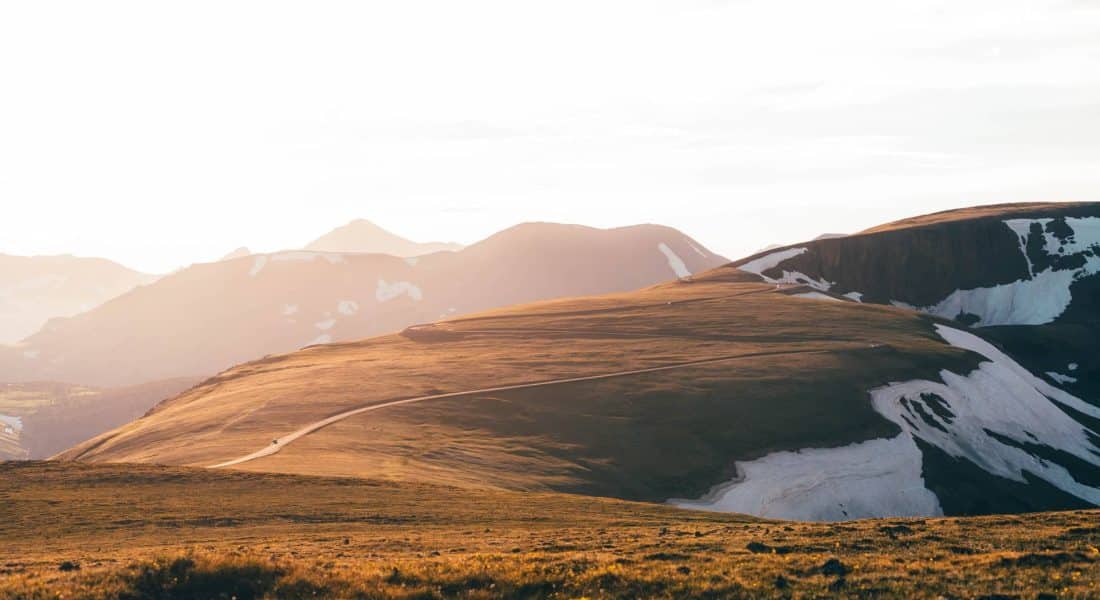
[738,248,808,277]
[1004,218,1049,277]
[870,325,1100,505]
[792,292,841,302]
[377,280,423,302]
[314,318,336,331]
[674,324,1100,520]
[920,265,1091,327]
[1047,372,1078,385]
[689,243,708,258]
[337,300,359,316]
[248,255,268,277]
[671,435,941,521]
[913,218,1100,327]
[737,247,832,290]
[1069,363,1079,371]
[843,292,864,302]
[0,414,22,435]
[657,243,692,279]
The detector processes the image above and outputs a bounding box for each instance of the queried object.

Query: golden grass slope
[60,276,977,503]
[1,463,1097,599]
[860,201,1099,234]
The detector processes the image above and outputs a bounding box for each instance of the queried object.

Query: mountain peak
[219,247,252,261]
[305,219,463,257]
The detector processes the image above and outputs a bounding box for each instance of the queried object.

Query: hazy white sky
[2,0,1099,273]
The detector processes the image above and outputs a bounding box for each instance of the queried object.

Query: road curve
[208,346,852,469]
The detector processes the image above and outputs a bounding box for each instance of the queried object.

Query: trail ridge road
[209,345,866,469]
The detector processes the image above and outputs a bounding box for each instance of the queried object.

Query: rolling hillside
[61,253,1100,519]
[1,223,724,388]
[0,253,154,344]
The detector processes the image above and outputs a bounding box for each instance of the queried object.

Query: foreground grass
[2,463,1097,598]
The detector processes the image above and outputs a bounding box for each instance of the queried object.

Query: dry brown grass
[2,463,1097,599]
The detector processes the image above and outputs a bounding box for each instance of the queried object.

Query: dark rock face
[731,204,1100,407]
[736,203,1100,311]
[755,218,1030,307]
[724,203,1100,516]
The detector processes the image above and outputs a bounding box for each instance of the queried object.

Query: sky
[2,0,1099,273]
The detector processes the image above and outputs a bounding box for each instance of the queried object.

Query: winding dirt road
[209,345,858,469]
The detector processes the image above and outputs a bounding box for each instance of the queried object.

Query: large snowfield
[672,325,1100,521]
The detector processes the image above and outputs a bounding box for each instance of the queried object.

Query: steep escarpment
[730,202,1098,313]
[0,254,155,345]
[722,202,1100,404]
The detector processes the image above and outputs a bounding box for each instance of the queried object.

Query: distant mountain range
[0,254,155,345]
[0,222,726,388]
[0,220,467,348]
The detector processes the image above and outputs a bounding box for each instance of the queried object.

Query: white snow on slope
[1047,372,1078,385]
[658,243,692,279]
[1004,218,1049,277]
[923,266,1088,326]
[1005,217,1100,256]
[935,325,1100,420]
[0,414,22,435]
[737,218,1100,327]
[248,255,268,277]
[844,292,863,302]
[673,325,1100,520]
[737,247,832,290]
[672,434,942,521]
[738,248,807,277]
[792,292,841,302]
[875,325,1100,505]
[376,280,423,302]
[1069,363,1079,371]
[919,217,1100,326]
[314,318,336,331]
[689,243,708,258]
[337,300,359,316]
